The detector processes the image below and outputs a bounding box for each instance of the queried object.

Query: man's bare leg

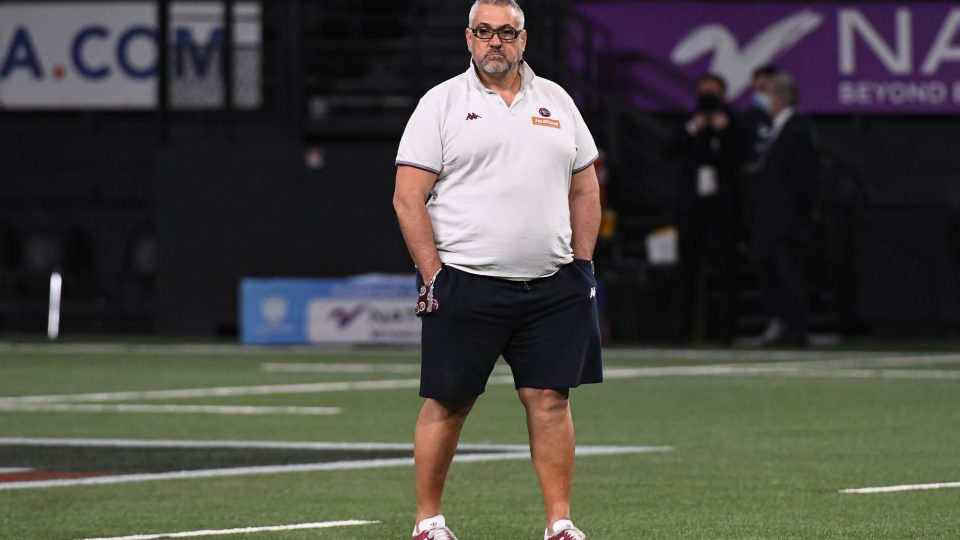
[415,397,477,523]
[518,388,575,530]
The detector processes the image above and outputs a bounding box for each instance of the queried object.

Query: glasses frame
[469,24,524,42]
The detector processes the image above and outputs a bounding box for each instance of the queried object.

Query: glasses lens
[499,27,518,40]
[475,26,494,39]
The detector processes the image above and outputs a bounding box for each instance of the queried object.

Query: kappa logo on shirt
[466,112,482,120]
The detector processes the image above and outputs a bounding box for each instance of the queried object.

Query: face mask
[753,91,772,113]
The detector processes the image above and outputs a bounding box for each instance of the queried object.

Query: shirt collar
[466,59,535,93]
[772,106,795,134]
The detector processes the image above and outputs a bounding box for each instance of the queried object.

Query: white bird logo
[670,10,824,99]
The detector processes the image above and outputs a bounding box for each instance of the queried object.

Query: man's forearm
[569,191,601,260]
[395,199,443,281]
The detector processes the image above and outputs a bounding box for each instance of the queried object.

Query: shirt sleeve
[396,95,443,174]
[570,99,599,173]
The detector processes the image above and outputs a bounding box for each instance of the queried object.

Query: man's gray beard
[475,52,522,74]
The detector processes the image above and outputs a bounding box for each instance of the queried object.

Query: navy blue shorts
[416,260,603,400]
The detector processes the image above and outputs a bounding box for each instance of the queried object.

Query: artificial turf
[1,346,958,539]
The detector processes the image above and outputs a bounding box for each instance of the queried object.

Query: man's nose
[489,33,503,46]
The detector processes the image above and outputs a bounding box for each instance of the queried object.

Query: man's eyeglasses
[469,25,523,42]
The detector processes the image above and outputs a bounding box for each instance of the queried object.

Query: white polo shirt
[396,61,599,280]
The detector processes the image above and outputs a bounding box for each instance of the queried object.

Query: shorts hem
[418,388,487,401]
[513,378,604,391]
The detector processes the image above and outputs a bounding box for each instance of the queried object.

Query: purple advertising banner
[572,2,960,113]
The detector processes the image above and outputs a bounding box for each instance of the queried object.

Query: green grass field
[1,344,959,539]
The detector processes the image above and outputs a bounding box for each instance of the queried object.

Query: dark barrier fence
[1,0,958,339]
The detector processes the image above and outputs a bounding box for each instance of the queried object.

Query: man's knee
[420,397,477,423]
[518,388,570,413]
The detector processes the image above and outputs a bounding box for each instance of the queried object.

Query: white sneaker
[545,519,585,540]
[413,515,458,540]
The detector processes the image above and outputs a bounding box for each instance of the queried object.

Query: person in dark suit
[666,73,749,343]
[741,66,778,342]
[742,65,779,171]
[745,72,820,346]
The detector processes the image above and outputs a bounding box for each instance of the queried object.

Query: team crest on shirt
[532,107,559,128]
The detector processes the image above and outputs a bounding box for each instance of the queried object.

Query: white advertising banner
[307,299,421,345]
[0,1,261,109]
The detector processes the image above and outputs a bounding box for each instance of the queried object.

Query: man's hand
[418,261,443,285]
[686,113,708,135]
[415,267,441,317]
[710,111,729,131]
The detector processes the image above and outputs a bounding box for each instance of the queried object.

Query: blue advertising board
[240,275,419,345]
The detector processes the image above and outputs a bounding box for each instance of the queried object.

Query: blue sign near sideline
[240,275,419,345]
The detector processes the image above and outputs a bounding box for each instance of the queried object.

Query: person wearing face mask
[743,65,780,172]
[744,72,821,347]
[741,65,784,344]
[665,73,749,344]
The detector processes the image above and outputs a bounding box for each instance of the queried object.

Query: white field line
[0,437,667,456]
[72,520,380,540]
[0,445,671,491]
[261,355,960,375]
[262,362,422,374]
[0,377,432,404]
[0,341,926,360]
[601,349,912,361]
[0,404,341,415]
[4,357,960,406]
[0,343,421,357]
[261,362,513,375]
[821,369,960,380]
[1,344,956,372]
[603,355,960,373]
[602,366,960,380]
[0,437,547,452]
[754,354,960,369]
[840,481,960,494]
[0,467,32,473]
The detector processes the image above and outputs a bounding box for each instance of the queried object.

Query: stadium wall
[154,135,410,335]
[1,0,959,338]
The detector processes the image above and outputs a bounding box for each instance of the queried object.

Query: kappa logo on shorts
[590,287,596,299]
[532,116,561,129]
